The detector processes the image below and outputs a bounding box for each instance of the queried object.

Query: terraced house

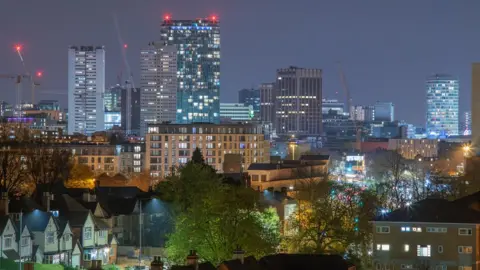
[372,192,480,270]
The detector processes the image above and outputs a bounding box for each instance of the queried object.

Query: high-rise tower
[139,43,177,136]
[275,66,322,136]
[426,74,459,137]
[67,46,105,135]
[160,16,220,124]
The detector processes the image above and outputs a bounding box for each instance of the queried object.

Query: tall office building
[67,46,105,135]
[220,103,254,121]
[139,43,177,136]
[104,85,122,130]
[322,99,345,115]
[426,74,459,137]
[461,111,472,136]
[374,101,394,122]
[238,88,260,115]
[472,64,480,146]
[259,83,275,124]
[160,16,220,124]
[275,66,322,136]
[121,87,141,135]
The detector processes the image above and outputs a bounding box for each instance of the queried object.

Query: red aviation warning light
[211,15,217,22]
[36,71,43,77]
[123,44,128,49]
[164,14,171,21]
[14,44,22,52]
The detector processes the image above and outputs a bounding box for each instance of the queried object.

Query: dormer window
[46,232,55,244]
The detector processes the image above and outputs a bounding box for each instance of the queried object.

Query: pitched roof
[23,211,57,232]
[374,198,480,223]
[95,186,144,198]
[67,211,90,228]
[97,197,138,216]
[54,216,70,234]
[259,254,350,270]
[171,262,216,270]
[51,194,89,213]
[299,154,330,161]
[220,256,261,270]
[0,216,11,234]
[247,163,301,171]
[9,196,45,213]
[93,216,110,230]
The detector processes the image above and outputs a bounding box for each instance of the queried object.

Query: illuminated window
[459,228,472,235]
[376,244,390,251]
[404,244,409,252]
[417,245,431,257]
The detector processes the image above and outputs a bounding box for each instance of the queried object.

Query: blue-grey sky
[0,0,478,126]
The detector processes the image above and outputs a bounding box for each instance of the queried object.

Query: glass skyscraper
[160,16,220,124]
[426,74,459,137]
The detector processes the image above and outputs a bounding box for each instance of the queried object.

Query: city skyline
[0,1,479,126]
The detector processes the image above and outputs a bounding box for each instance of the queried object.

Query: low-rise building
[372,194,480,270]
[388,138,438,159]
[246,155,329,192]
[146,123,270,181]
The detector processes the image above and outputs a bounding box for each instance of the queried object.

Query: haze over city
[1,0,479,125]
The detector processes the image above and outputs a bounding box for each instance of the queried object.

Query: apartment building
[388,139,438,159]
[70,145,120,175]
[373,195,480,270]
[146,123,270,179]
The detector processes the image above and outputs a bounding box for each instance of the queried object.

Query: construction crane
[14,44,42,105]
[0,74,32,115]
[337,62,361,151]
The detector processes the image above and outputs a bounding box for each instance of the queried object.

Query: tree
[65,163,95,189]
[25,148,73,193]
[0,149,28,194]
[282,181,379,257]
[162,160,280,265]
[191,147,205,164]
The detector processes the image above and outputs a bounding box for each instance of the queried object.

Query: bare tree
[25,148,73,193]
[0,149,28,193]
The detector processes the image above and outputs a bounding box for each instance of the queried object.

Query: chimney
[42,192,51,212]
[232,246,245,264]
[186,250,199,270]
[150,256,164,270]
[0,192,8,215]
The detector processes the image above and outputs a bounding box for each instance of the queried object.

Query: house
[372,195,480,270]
[0,216,20,261]
[93,216,110,264]
[15,221,33,262]
[54,217,74,266]
[22,211,65,264]
[108,235,118,264]
[71,238,82,269]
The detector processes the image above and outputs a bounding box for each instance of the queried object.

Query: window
[376,226,390,233]
[404,244,409,252]
[21,237,29,247]
[99,230,106,238]
[417,245,431,257]
[64,234,70,242]
[84,227,92,240]
[436,266,446,270]
[427,227,447,233]
[459,228,473,235]
[4,236,12,248]
[458,246,473,254]
[47,232,55,244]
[401,227,411,232]
[438,245,443,253]
[412,227,422,232]
[459,267,473,270]
[401,265,413,269]
[376,244,390,251]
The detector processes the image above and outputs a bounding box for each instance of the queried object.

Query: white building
[426,74,459,137]
[220,103,254,121]
[68,46,105,135]
[140,43,177,136]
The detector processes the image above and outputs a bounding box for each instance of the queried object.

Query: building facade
[461,112,472,136]
[145,123,270,180]
[350,105,375,122]
[275,67,322,137]
[121,87,141,135]
[374,101,394,122]
[259,82,276,123]
[67,46,105,135]
[238,88,260,116]
[426,74,459,137]
[220,103,254,121]
[388,138,438,159]
[140,43,177,136]
[472,64,480,148]
[160,17,220,124]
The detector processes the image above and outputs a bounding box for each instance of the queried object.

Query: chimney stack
[0,192,9,215]
[42,192,51,212]
[232,246,245,264]
[150,256,164,270]
[186,250,199,270]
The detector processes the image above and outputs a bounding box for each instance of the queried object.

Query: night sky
[0,0,479,126]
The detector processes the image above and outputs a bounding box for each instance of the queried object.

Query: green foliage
[162,160,281,265]
[282,181,378,255]
[191,147,205,164]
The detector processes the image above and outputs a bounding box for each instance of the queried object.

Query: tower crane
[14,44,42,105]
[0,74,33,116]
[337,62,361,151]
